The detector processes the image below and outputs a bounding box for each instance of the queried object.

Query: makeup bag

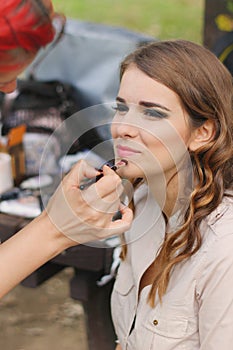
[1,78,80,152]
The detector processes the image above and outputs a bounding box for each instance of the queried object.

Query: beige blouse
[111,185,233,350]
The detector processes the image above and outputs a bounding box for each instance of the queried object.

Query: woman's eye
[143,108,167,119]
[112,103,129,114]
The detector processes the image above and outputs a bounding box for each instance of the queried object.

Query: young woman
[110,40,233,350]
[0,0,132,298]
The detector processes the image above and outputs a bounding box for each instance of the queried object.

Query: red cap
[0,0,55,52]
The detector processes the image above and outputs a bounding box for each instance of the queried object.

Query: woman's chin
[118,165,144,181]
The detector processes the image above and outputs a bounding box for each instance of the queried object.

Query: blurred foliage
[52,0,204,43]
[227,0,233,14]
[215,0,233,32]
[215,14,233,32]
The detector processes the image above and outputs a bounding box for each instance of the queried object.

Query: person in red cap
[0,0,133,298]
[0,0,55,92]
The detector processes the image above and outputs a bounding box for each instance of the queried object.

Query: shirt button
[153,319,158,326]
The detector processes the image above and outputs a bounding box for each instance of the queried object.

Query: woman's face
[111,65,193,183]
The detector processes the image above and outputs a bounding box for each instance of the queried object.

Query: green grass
[52,0,204,43]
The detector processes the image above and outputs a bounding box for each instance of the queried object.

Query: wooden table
[0,212,116,350]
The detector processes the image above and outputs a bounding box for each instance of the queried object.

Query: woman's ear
[189,120,215,151]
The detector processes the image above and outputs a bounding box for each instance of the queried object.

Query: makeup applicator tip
[115,159,128,168]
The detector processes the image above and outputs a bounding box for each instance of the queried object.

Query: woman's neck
[164,177,179,217]
[148,170,184,219]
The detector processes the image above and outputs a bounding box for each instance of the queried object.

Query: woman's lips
[116,145,141,158]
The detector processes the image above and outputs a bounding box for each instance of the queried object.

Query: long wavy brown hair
[119,40,233,306]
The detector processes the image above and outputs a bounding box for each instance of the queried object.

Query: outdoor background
[53,0,204,43]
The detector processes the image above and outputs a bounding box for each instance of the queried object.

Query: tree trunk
[204,0,231,50]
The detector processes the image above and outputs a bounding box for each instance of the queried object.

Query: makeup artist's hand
[0,160,133,299]
[45,160,133,245]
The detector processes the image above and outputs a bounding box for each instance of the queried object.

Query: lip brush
[79,159,128,191]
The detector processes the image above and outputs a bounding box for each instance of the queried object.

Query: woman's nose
[112,110,139,139]
[119,122,137,138]
[112,119,139,139]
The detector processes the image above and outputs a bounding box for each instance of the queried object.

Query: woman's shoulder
[196,195,233,284]
[205,194,233,239]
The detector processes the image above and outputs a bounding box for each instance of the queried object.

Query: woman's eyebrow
[116,96,171,112]
[139,101,171,112]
